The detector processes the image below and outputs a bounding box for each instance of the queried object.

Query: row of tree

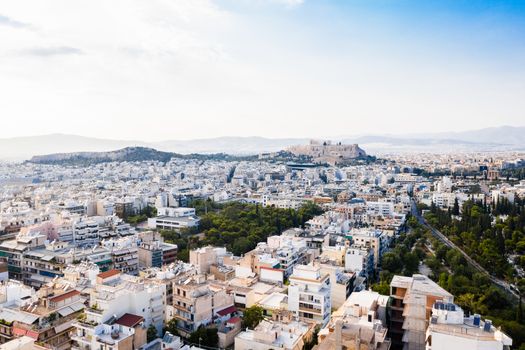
[373,211,525,348]
[425,198,525,279]
[422,199,525,349]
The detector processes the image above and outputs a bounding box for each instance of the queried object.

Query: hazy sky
[1,0,524,141]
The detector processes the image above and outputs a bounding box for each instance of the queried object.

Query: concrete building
[345,247,374,278]
[72,312,147,350]
[137,231,178,268]
[426,302,512,350]
[71,268,166,348]
[319,264,355,309]
[170,275,235,336]
[9,284,85,349]
[235,319,315,350]
[288,264,331,327]
[389,275,453,350]
[315,290,391,350]
[0,231,47,281]
[189,246,229,274]
[147,207,200,231]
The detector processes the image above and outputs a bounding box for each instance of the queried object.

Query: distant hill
[28,147,174,165]
[2,126,525,160]
[0,134,307,160]
[28,147,258,165]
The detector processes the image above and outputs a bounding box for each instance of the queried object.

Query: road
[411,199,519,300]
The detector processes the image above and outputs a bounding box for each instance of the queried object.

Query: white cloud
[0,0,523,141]
[272,0,304,7]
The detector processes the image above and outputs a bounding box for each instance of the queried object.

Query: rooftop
[97,269,121,280]
[115,313,144,328]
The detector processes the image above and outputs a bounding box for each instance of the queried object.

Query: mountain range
[1,126,524,160]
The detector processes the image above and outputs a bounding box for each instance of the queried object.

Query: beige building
[169,275,235,336]
[190,246,229,274]
[389,275,453,350]
[8,283,85,350]
[316,290,391,350]
[319,263,355,309]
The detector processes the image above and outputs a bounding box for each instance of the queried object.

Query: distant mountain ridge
[1,126,524,160]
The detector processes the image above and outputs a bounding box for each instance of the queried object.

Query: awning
[19,313,39,325]
[54,320,74,333]
[57,301,85,317]
[0,309,20,323]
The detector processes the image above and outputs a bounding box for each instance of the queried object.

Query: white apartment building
[148,207,200,231]
[287,264,331,327]
[100,237,139,275]
[366,201,394,217]
[345,247,374,278]
[319,264,355,309]
[262,195,309,210]
[426,302,512,350]
[235,319,315,350]
[72,269,166,349]
[73,219,99,246]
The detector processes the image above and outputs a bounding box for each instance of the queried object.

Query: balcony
[85,307,103,315]
[298,305,322,315]
[73,320,98,329]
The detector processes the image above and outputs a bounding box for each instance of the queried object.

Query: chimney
[335,319,343,350]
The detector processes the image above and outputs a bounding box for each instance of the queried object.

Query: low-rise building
[389,275,454,350]
[235,319,315,350]
[426,302,512,350]
[288,264,331,326]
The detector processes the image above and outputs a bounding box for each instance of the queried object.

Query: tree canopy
[161,201,323,260]
[242,305,265,329]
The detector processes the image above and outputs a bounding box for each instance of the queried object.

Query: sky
[1,0,524,141]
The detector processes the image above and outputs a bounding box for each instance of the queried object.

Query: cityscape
[0,140,524,350]
[1,1,525,350]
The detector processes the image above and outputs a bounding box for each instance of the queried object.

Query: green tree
[243,305,264,329]
[188,327,218,348]
[371,281,390,295]
[381,252,402,273]
[164,318,179,336]
[452,198,460,216]
[147,325,158,342]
